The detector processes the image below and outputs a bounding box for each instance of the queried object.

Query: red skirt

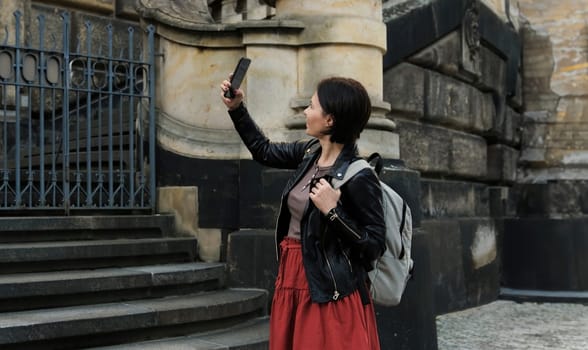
[270,237,381,350]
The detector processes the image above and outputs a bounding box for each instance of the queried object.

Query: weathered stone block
[509,71,523,109]
[519,116,547,164]
[356,128,400,160]
[157,186,223,262]
[0,2,29,108]
[502,106,522,145]
[487,144,518,183]
[397,119,487,178]
[219,0,241,23]
[521,26,559,112]
[512,180,588,217]
[383,62,425,119]
[116,0,139,20]
[420,179,489,218]
[426,71,474,129]
[408,30,462,78]
[450,133,487,178]
[470,89,495,133]
[488,186,517,217]
[0,1,27,46]
[425,70,494,134]
[244,1,275,20]
[478,45,506,95]
[69,11,141,58]
[396,119,451,174]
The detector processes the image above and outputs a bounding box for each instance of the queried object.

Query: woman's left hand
[309,178,341,214]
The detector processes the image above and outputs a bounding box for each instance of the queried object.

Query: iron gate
[0,11,156,213]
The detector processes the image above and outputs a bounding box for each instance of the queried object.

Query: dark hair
[316,77,371,144]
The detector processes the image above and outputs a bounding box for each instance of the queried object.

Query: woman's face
[304,92,332,139]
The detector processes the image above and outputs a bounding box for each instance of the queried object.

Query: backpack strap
[331,159,372,189]
[399,201,407,259]
[367,152,383,175]
[333,152,383,187]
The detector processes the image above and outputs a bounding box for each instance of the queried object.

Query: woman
[220,76,385,350]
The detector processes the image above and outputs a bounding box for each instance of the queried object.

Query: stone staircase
[0,215,269,349]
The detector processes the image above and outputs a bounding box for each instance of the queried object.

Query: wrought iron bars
[0,10,156,213]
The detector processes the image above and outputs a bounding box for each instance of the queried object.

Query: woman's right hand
[220,75,244,111]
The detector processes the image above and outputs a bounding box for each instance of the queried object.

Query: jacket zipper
[322,247,340,301]
[328,211,362,240]
[273,205,281,261]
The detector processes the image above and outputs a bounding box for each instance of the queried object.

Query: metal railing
[0,11,156,213]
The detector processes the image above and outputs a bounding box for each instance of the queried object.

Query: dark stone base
[422,218,500,315]
[512,181,588,217]
[502,218,588,291]
[156,146,240,229]
[156,149,422,231]
[226,229,278,311]
[226,229,438,350]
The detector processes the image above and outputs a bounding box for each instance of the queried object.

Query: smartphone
[224,57,251,98]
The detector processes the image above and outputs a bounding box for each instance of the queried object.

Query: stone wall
[517,0,588,181]
[502,0,588,293]
[382,0,522,314]
[383,0,588,307]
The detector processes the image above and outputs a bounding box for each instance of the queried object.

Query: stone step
[0,237,198,273]
[0,214,175,243]
[89,316,270,350]
[0,288,268,349]
[0,262,225,312]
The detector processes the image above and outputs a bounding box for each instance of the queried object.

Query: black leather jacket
[229,104,386,304]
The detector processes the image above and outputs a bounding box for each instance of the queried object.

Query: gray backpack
[332,155,414,306]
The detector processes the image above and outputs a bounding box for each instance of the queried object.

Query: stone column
[273,0,398,159]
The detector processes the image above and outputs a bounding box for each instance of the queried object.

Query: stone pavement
[436,300,588,350]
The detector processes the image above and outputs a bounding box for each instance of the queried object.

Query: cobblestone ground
[436,300,588,350]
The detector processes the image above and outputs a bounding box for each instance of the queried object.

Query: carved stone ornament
[464,3,480,60]
[461,0,481,76]
[136,0,214,26]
